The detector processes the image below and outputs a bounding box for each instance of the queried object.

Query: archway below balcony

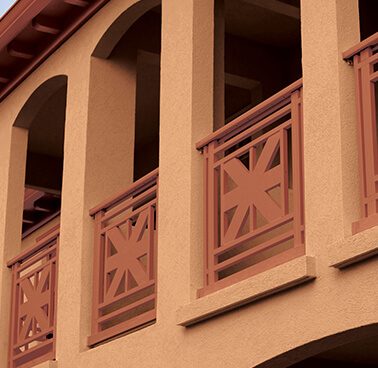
[13,75,67,238]
[254,323,378,368]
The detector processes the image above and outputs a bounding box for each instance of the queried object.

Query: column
[0,124,28,365]
[158,0,214,320]
[301,0,360,258]
[55,52,136,364]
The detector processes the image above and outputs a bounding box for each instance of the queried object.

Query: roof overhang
[0,0,110,102]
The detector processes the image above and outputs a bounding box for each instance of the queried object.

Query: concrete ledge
[177,256,316,327]
[329,226,378,269]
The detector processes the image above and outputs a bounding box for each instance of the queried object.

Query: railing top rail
[196,78,302,151]
[343,32,378,60]
[7,225,59,267]
[89,168,159,217]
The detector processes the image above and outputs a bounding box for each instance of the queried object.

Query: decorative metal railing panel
[197,80,305,297]
[88,169,158,347]
[8,226,59,368]
[344,33,378,234]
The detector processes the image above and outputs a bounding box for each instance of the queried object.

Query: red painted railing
[88,169,158,346]
[344,33,378,234]
[7,226,59,368]
[197,80,305,297]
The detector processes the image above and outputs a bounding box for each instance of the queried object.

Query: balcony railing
[88,169,158,347]
[7,226,59,368]
[344,33,378,234]
[197,80,305,297]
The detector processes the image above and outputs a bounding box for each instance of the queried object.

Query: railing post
[290,89,304,247]
[90,210,104,341]
[8,263,17,368]
[204,141,218,287]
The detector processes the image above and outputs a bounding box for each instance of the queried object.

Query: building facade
[0,0,377,367]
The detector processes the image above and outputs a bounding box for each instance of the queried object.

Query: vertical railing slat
[291,89,304,247]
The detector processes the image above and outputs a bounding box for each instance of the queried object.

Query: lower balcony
[88,169,158,347]
[7,225,59,368]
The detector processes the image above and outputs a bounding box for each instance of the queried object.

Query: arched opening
[213,0,302,129]
[87,1,161,346]
[289,335,378,367]
[255,324,378,368]
[198,0,303,294]
[359,0,378,41]
[118,6,161,180]
[14,75,67,238]
[89,0,161,185]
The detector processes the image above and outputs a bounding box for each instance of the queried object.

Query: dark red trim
[343,32,378,60]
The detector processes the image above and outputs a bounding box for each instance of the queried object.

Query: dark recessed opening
[215,0,302,128]
[359,0,378,40]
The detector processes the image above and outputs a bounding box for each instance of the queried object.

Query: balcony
[7,226,59,368]
[88,169,158,347]
[343,32,378,234]
[197,80,305,297]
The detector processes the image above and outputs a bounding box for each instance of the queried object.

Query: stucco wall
[1,1,378,368]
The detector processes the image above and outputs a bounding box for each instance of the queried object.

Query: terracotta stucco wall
[1,1,378,368]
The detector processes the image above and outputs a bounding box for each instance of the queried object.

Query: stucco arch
[92,0,161,59]
[13,75,68,130]
[253,323,378,368]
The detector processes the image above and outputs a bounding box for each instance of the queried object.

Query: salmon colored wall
[1,1,378,368]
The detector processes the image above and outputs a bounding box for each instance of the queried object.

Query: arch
[13,75,68,130]
[85,0,162,344]
[13,75,68,237]
[88,0,161,182]
[92,0,161,59]
[253,323,378,368]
